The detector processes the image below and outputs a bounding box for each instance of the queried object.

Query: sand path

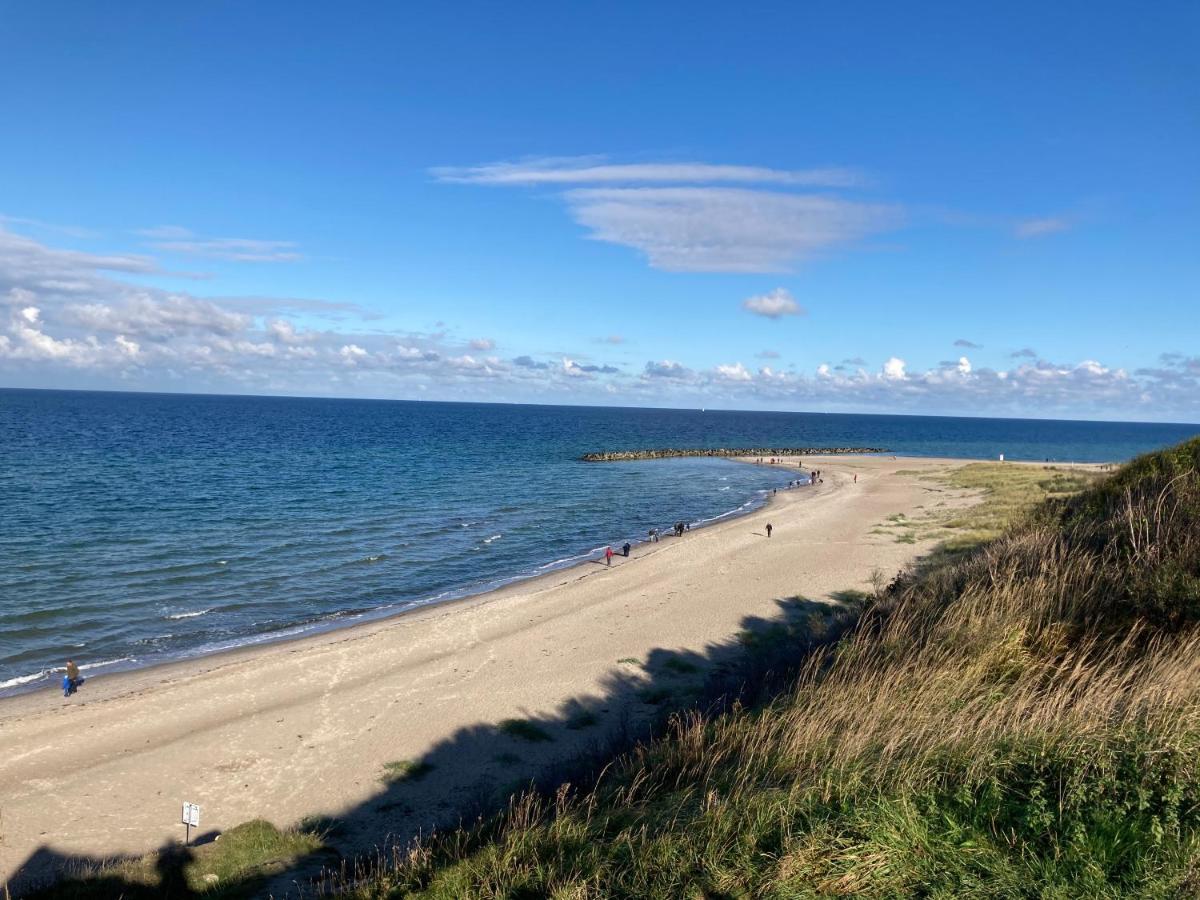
[1,455,972,890]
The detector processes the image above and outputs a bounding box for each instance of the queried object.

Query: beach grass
[498,718,553,743]
[331,439,1200,897]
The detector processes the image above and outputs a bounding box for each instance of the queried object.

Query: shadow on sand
[11,594,867,898]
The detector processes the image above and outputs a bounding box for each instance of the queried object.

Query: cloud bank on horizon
[1,215,1197,422]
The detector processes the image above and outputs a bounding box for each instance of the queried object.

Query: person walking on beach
[766,523,773,538]
[63,659,80,697]
[605,546,613,566]
[622,542,631,557]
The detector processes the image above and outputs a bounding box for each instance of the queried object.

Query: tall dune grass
[346,439,1200,898]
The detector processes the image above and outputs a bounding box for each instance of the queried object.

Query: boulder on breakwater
[580,447,886,462]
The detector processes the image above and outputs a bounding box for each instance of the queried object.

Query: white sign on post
[182,802,201,843]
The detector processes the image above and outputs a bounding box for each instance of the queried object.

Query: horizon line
[2,384,1197,429]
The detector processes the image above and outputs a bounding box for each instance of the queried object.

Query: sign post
[181,802,201,845]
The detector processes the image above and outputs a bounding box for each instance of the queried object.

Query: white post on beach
[181,802,201,845]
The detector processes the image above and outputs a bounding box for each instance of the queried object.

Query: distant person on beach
[854,473,857,483]
[766,523,773,538]
[649,528,658,543]
[605,546,613,566]
[63,659,80,697]
[622,542,631,557]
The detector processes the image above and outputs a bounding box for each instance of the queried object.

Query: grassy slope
[346,442,1200,898]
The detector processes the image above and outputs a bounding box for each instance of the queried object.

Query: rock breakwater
[580,447,886,462]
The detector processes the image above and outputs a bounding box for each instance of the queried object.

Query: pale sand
[2,455,994,887]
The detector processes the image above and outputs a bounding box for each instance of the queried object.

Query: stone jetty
[580,447,887,462]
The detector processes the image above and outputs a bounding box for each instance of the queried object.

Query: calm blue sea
[1,389,1196,695]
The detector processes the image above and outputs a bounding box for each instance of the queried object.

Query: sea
[1,388,1196,697]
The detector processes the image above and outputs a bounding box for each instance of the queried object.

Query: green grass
[381,759,435,784]
[497,718,554,742]
[28,820,327,898]
[333,438,1200,898]
[661,656,700,675]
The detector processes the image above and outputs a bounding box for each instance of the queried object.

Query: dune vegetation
[336,440,1200,898]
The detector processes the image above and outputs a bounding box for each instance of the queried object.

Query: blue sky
[0,1,1197,420]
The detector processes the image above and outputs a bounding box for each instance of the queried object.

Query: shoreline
[0,450,1095,703]
[0,454,1105,890]
[0,460,792,704]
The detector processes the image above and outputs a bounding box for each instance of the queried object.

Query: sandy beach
[1,455,986,890]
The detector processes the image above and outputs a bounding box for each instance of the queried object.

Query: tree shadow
[8,594,867,898]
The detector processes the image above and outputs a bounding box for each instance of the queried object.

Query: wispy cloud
[1014,216,1072,239]
[431,156,863,188]
[436,156,898,273]
[139,226,302,262]
[954,338,982,349]
[566,187,898,273]
[742,287,804,319]
[1010,347,1039,359]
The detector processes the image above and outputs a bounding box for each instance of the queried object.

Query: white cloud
[114,334,140,357]
[883,357,907,380]
[957,356,972,375]
[742,287,804,319]
[431,156,863,188]
[67,295,251,339]
[1015,217,1071,239]
[714,361,752,381]
[642,359,693,380]
[566,187,899,273]
[816,363,831,377]
[0,228,157,296]
[562,356,590,378]
[469,337,496,351]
